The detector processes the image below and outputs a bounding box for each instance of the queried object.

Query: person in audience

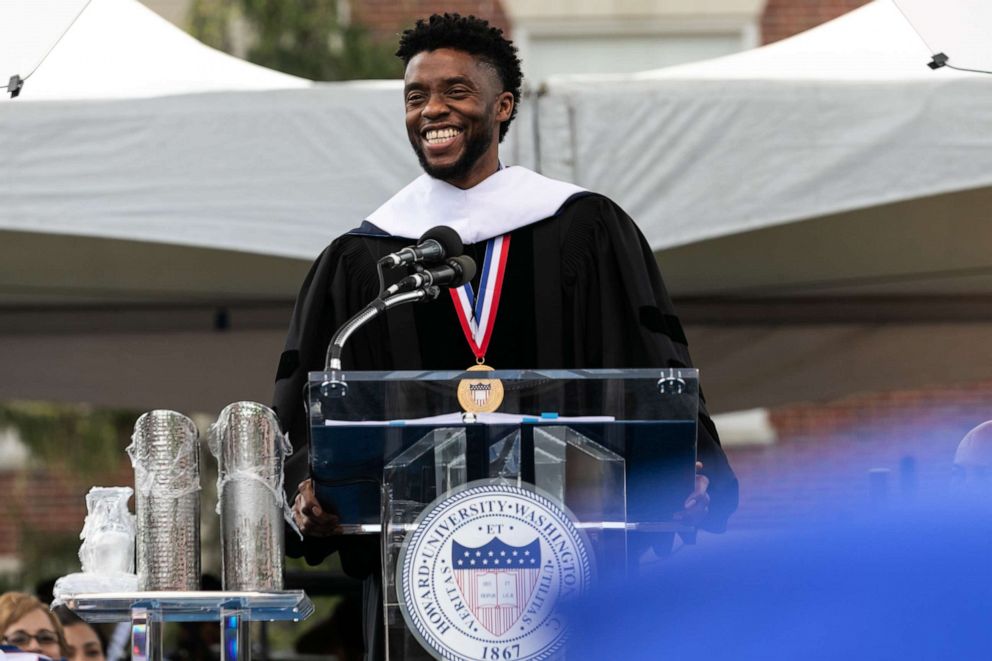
[952,420,992,497]
[0,592,69,659]
[54,607,105,661]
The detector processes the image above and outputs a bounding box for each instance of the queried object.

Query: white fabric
[0,0,537,260]
[0,85,422,259]
[892,0,992,73]
[3,0,991,264]
[366,166,586,243]
[538,0,992,251]
[1,0,308,101]
[0,0,91,85]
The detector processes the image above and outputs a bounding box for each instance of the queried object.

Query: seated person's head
[54,606,106,661]
[0,592,69,659]
[953,420,992,496]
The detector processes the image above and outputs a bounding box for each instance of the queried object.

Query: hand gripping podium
[309,368,699,661]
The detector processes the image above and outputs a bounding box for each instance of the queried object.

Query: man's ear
[495,91,514,122]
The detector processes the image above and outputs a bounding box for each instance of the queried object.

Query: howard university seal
[397,481,593,661]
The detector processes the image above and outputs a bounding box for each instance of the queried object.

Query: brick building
[139,1,875,79]
[727,382,990,530]
[351,0,511,42]
[761,0,872,44]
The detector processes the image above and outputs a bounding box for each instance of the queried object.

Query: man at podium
[273,13,738,659]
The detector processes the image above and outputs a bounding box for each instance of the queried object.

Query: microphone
[385,255,476,296]
[380,226,463,268]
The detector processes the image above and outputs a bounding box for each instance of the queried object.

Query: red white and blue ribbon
[449,235,511,362]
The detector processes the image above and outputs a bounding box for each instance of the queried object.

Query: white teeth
[425,128,461,144]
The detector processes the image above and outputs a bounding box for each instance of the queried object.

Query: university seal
[396,481,593,660]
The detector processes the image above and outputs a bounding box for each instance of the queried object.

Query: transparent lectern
[308,368,699,660]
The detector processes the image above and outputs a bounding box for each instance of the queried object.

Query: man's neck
[442,152,501,190]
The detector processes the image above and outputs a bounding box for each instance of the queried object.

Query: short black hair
[396,13,522,142]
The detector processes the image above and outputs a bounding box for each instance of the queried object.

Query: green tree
[188,0,403,81]
[0,402,139,592]
[0,401,135,479]
[188,0,237,52]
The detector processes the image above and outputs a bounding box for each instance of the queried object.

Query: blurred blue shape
[566,509,992,660]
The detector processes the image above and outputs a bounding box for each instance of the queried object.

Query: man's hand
[292,478,341,537]
[673,461,710,527]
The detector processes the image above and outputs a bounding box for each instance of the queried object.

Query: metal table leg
[130,608,163,661]
[221,608,251,661]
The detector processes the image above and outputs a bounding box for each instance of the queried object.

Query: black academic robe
[272,192,739,657]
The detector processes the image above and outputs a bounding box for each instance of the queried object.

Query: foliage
[0,401,136,480]
[11,525,81,595]
[188,0,237,52]
[188,0,403,81]
[0,402,139,591]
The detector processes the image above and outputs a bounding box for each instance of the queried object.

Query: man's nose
[422,93,448,118]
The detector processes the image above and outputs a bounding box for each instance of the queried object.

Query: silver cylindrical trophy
[210,401,291,591]
[128,410,201,591]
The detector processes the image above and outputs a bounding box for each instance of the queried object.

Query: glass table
[62,590,314,661]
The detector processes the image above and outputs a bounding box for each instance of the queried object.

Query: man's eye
[406,94,425,105]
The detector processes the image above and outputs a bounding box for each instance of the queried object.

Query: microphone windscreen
[448,255,477,287]
[420,225,463,257]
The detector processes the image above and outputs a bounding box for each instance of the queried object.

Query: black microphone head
[447,255,477,287]
[420,225,463,258]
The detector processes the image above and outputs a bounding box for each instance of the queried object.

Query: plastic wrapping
[209,401,294,591]
[127,410,201,591]
[52,486,139,605]
[79,486,135,574]
[52,572,139,605]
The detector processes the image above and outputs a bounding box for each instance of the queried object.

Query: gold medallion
[457,364,504,413]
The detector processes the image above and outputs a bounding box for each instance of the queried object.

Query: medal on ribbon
[451,235,510,413]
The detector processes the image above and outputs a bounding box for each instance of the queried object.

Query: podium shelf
[382,520,693,534]
[61,590,314,624]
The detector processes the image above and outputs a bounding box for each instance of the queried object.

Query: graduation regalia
[272,166,738,659]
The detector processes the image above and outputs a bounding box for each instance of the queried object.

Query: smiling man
[274,13,738,660]
[403,47,511,188]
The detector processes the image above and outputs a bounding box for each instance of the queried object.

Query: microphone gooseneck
[324,238,475,374]
[325,287,440,372]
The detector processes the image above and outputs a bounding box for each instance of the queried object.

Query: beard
[411,119,495,183]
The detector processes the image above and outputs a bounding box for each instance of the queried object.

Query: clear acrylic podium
[309,368,699,660]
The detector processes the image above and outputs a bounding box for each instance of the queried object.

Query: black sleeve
[272,237,384,568]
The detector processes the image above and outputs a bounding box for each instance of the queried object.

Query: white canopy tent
[537,0,992,254]
[533,0,992,410]
[0,0,429,261]
[8,0,985,262]
[0,0,537,260]
[0,0,309,100]
[2,0,991,414]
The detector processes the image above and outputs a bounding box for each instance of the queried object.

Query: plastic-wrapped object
[52,571,139,604]
[127,410,201,591]
[52,487,139,604]
[79,486,136,574]
[209,401,293,591]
